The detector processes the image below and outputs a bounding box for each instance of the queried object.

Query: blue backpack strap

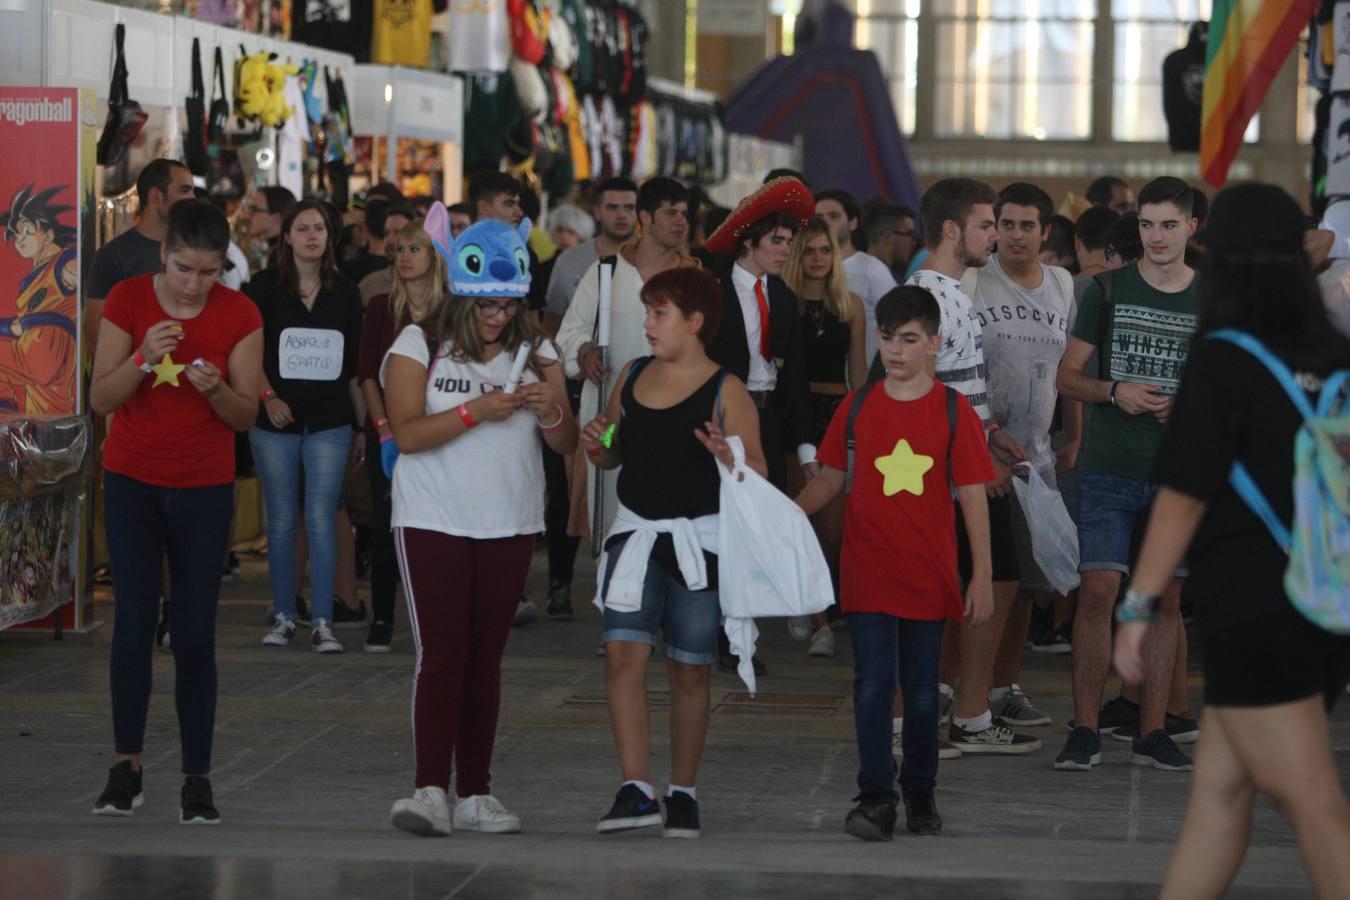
[1316,370,1350,417]
[713,368,729,430]
[1208,329,1316,420]
[1229,461,1292,552]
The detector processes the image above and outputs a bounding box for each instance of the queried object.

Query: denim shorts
[602,556,721,666]
[1078,472,1188,577]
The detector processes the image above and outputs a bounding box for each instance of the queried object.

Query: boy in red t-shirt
[797,286,994,840]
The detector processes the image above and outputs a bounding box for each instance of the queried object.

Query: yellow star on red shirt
[874,439,933,497]
[151,352,186,388]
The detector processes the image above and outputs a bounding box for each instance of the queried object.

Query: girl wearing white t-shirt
[380,216,577,837]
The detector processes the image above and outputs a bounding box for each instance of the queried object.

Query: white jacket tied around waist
[595,438,834,695]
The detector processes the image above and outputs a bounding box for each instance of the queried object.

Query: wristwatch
[1115,587,1159,623]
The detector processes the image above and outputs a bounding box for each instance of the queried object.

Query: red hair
[639,267,722,344]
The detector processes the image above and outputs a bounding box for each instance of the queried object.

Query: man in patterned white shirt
[899,178,1041,758]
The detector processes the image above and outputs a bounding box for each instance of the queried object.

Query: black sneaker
[844,791,897,842]
[332,597,368,629]
[365,620,393,653]
[92,761,143,816]
[1068,696,1140,736]
[180,775,220,825]
[662,791,700,839]
[1054,726,1102,771]
[901,787,942,835]
[1111,713,1200,744]
[1031,623,1073,655]
[948,716,1042,754]
[596,784,663,833]
[546,582,574,620]
[1131,730,1193,772]
[294,595,311,627]
[227,551,241,575]
[718,652,767,676]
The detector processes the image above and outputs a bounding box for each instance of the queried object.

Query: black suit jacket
[706,271,816,457]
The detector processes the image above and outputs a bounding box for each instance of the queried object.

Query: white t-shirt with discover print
[381,324,555,538]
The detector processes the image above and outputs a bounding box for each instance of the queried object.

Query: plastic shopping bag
[717,436,834,694]
[1011,466,1081,595]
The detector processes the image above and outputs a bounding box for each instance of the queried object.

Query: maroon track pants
[394,527,534,795]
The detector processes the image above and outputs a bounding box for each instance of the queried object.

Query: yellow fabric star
[874,439,933,497]
[151,352,186,388]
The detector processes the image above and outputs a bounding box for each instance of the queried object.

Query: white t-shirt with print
[905,268,990,422]
[962,255,1075,470]
[381,324,553,538]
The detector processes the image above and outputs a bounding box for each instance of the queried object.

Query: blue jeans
[249,426,351,623]
[105,472,234,775]
[847,612,946,799]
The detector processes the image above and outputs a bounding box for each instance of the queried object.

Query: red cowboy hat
[704,177,816,255]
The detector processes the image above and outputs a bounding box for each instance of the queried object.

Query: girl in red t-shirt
[88,200,263,826]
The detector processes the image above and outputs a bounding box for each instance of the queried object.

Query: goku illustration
[0,184,78,415]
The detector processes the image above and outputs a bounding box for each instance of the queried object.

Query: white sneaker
[390,786,451,836]
[312,619,343,654]
[262,616,296,647]
[807,625,835,657]
[453,794,522,833]
[788,616,813,641]
[512,600,539,627]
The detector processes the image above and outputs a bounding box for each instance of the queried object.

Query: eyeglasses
[249,204,270,215]
[475,299,524,317]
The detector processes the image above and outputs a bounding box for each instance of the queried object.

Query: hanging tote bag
[97,24,149,166]
[208,46,232,143]
[184,38,212,176]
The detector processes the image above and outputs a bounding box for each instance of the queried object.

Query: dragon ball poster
[0,87,92,419]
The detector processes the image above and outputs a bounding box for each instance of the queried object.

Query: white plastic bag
[717,436,834,694]
[1011,466,1081,595]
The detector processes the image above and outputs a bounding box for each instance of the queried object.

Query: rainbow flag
[1200,0,1317,188]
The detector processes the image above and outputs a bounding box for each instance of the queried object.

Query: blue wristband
[380,436,400,478]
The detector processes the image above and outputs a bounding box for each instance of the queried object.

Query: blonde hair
[388,220,449,327]
[783,216,855,322]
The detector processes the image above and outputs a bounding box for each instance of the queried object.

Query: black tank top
[802,299,850,384]
[617,361,724,520]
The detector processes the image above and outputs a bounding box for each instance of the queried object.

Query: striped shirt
[906,268,991,423]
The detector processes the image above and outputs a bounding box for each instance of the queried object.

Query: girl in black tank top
[578,267,767,837]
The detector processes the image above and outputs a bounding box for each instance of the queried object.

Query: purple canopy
[723,4,921,215]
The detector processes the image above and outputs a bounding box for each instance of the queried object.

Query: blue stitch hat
[424,202,532,299]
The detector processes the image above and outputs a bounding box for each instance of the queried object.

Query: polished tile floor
[0,547,1341,899]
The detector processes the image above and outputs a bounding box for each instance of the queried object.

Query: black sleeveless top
[802,299,850,384]
[612,361,725,586]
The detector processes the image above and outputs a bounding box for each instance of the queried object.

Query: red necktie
[754,278,772,362]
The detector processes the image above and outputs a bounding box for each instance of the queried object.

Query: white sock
[989,685,1012,701]
[667,784,696,800]
[623,780,656,800]
[938,683,954,699]
[954,711,992,732]
[892,717,904,735]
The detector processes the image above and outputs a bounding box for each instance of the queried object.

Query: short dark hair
[1137,176,1194,218]
[1105,213,1143,263]
[640,267,723,344]
[164,199,231,257]
[1086,176,1129,207]
[364,199,392,239]
[861,203,911,248]
[467,171,521,218]
[814,188,860,224]
[596,177,638,199]
[764,168,809,187]
[256,186,297,220]
[1074,205,1120,251]
[366,181,406,205]
[876,285,941,338]
[738,212,798,259]
[637,177,689,217]
[919,178,996,249]
[447,202,471,219]
[518,186,541,223]
[995,182,1054,228]
[1042,215,1077,263]
[136,159,189,208]
[1190,187,1209,228]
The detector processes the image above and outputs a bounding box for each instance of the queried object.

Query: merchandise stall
[349,64,466,203]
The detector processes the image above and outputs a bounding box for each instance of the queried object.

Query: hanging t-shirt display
[372,0,432,67]
[291,0,372,60]
[465,71,524,171]
[278,74,309,198]
[446,0,511,73]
